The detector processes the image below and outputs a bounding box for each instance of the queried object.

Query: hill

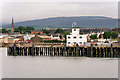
[2,16,118,29]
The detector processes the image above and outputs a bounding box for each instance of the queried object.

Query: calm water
[1,48,118,78]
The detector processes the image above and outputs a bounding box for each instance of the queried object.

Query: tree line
[0,26,34,34]
[1,26,118,39]
[0,27,70,37]
[41,28,70,39]
[90,31,118,39]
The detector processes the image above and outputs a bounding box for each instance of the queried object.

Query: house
[52,34,60,40]
[98,39,110,43]
[30,35,43,43]
[38,35,52,40]
[3,36,14,44]
[118,34,120,45]
[0,36,4,44]
[14,38,20,43]
[23,34,35,41]
[31,30,43,34]
[66,22,87,46]
[10,33,23,38]
[0,33,8,38]
[12,36,24,43]
[47,34,60,40]
[112,28,120,32]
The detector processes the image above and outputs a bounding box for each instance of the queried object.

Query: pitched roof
[30,35,42,42]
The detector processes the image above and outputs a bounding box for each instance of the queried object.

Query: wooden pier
[7,44,120,58]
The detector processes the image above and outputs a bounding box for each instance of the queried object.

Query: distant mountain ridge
[2,16,118,29]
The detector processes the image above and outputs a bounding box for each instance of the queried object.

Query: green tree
[37,33,40,35]
[43,29,50,34]
[55,28,63,34]
[59,35,62,39]
[63,31,70,39]
[99,34,102,38]
[14,28,19,32]
[7,29,11,33]
[103,32,111,39]
[0,28,8,33]
[18,26,25,31]
[111,32,118,39]
[90,34,97,39]
[25,27,34,33]
[26,27,34,31]
[17,26,25,33]
[16,26,34,33]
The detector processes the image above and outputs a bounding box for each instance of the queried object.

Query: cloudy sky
[0,0,119,25]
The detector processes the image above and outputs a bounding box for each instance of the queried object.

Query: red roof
[26,40,30,42]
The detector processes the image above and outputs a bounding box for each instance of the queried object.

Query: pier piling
[7,45,120,58]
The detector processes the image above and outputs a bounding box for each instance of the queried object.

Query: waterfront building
[66,22,87,46]
[3,36,14,44]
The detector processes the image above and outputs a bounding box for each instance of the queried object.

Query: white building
[23,34,35,41]
[66,22,87,46]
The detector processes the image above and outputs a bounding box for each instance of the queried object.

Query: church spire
[11,18,14,33]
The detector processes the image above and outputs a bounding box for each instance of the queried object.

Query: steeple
[11,18,14,33]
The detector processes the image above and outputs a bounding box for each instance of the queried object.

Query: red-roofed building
[31,31,43,34]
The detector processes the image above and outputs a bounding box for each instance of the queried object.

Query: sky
[0,0,119,25]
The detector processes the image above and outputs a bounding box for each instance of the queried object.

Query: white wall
[67,35,87,46]
[71,28,79,35]
[23,34,35,41]
[66,27,87,46]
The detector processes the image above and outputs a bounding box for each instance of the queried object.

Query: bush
[103,32,111,39]
[90,34,97,39]
[55,28,63,34]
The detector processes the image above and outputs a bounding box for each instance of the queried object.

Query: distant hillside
[2,16,118,29]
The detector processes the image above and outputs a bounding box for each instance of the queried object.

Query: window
[74,29,76,31]
[73,36,76,39]
[68,37,70,39]
[79,42,82,44]
[68,42,70,44]
[8,38,13,41]
[73,42,76,44]
[79,36,82,38]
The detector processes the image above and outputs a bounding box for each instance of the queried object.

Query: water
[1,48,118,78]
